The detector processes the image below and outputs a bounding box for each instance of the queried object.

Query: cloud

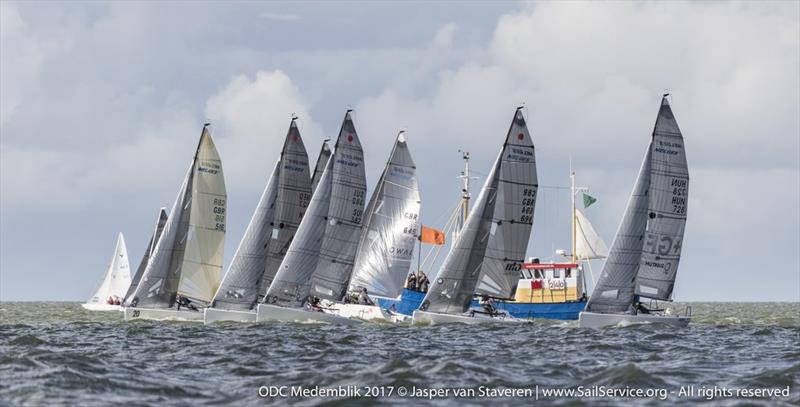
[260,12,303,22]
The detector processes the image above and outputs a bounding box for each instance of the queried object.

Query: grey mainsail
[309,111,367,301]
[129,125,226,308]
[310,140,331,194]
[586,95,688,313]
[635,98,689,300]
[264,153,333,307]
[260,120,312,294]
[347,131,421,298]
[420,149,502,315]
[476,108,538,298]
[124,208,168,303]
[211,160,279,310]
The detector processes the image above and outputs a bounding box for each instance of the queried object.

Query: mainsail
[261,120,312,293]
[635,97,689,300]
[124,208,168,303]
[310,140,332,194]
[265,111,365,307]
[347,131,421,298]
[309,112,367,301]
[475,108,538,298]
[575,209,609,260]
[87,233,131,304]
[420,148,503,315]
[129,125,226,308]
[586,96,688,313]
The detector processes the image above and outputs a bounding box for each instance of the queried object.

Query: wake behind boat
[124,124,227,322]
[579,95,691,329]
[82,233,131,311]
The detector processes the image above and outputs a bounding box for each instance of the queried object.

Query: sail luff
[476,108,538,298]
[346,132,421,298]
[635,96,689,300]
[124,208,168,303]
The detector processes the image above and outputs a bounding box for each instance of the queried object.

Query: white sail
[87,233,131,304]
[347,132,421,298]
[124,208,168,303]
[575,209,609,260]
[128,125,226,308]
[177,127,227,304]
[310,141,331,194]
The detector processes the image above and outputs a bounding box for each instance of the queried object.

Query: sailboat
[82,233,131,311]
[323,131,421,323]
[412,107,537,324]
[579,95,690,328]
[123,208,168,305]
[255,110,365,325]
[204,118,312,323]
[124,124,227,322]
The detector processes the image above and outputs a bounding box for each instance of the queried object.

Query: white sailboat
[324,131,421,323]
[413,107,537,325]
[125,124,227,322]
[82,233,131,311]
[256,110,365,326]
[204,118,312,323]
[579,95,691,328]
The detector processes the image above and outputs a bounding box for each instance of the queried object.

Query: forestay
[87,233,131,304]
[476,108,538,298]
[309,112,367,301]
[124,209,168,303]
[347,131,421,298]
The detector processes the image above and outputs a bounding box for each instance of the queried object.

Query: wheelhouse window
[565,268,572,278]
[553,269,560,278]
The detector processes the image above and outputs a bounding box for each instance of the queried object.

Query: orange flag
[419,225,445,245]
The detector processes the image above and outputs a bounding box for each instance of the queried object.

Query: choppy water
[1,302,798,406]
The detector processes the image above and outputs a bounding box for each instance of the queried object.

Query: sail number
[403,212,418,235]
[670,178,687,215]
[299,192,311,209]
[352,190,365,206]
[213,198,226,231]
[520,188,536,223]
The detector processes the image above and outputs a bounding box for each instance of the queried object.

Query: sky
[1,1,798,302]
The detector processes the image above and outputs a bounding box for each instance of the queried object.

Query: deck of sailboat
[578,311,690,328]
[255,303,364,326]
[412,309,528,325]
[203,307,257,323]
[124,307,205,322]
[81,303,124,312]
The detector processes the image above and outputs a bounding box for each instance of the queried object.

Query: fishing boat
[122,208,168,305]
[324,131,421,323]
[579,95,691,328]
[205,117,312,323]
[256,110,365,326]
[412,107,536,325]
[82,233,131,311]
[124,124,226,322]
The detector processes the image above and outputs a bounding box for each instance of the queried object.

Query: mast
[457,150,472,233]
[571,161,577,265]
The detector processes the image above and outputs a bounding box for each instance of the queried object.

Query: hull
[81,303,123,312]
[324,301,410,324]
[255,304,363,326]
[204,307,256,324]
[378,288,587,320]
[411,309,527,325]
[578,311,690,328]
[124,307,205,322]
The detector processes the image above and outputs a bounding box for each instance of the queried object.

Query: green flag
[583,193,597,208]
